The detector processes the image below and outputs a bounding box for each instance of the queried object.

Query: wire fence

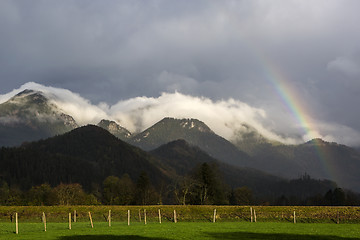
[1,205,360,230]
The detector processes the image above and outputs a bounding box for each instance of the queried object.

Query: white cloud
[1,82,360,147]
[109,92,302,144]
[1,1,360,137]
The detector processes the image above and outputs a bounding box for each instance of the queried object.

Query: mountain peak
[150,139,218,176]
[304,138,331,146]
[160,117,213,133]
[10,89,48,105]
[0,89,78,147]
[164,139,190,148]
[131,117,214,150]
[15,89,37,96]
[304,138,344,148]
[97,119,131,140]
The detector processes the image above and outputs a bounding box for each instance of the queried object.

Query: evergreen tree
[103,176,121,205]
[0,181,9,205]
[333,188,346,206]
[230,187,253,205]
[118,174,135,204]
[135,171,151,205]
[324,189,333,206]
[190,163,227,205]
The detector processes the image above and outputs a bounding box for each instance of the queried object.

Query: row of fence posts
[12,207,342,234]
[12,208,179,234]
[249,208,298,224]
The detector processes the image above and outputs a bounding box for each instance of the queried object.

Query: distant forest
[1,164,359,206]
[1,125,360,206]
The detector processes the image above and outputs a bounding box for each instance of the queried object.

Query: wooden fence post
[158,209,161,224]
[294,211,296,224]
[174,209,177,223]
[69,213,72,230]
[108,210,111,227]
[128,210,130,226]
[250,207,253,222]
[89,212,94,228]
[15,212,18,234]
[144,209,147,225]
[213,209,216,223]
[139,209,141,222]
[42,212,47,232]
[74,210,76,223]
[254,209,257,223]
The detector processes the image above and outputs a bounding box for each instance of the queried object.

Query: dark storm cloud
[1,0,360,145]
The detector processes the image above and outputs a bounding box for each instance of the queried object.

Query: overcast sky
[1,0,360,146]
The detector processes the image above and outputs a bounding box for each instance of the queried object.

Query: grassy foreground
[1,206,360,239]
[1,221,360,240]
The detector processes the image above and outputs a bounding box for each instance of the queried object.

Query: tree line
[1,162,360,206]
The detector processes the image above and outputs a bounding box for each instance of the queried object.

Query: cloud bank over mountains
[2,82,360,147]
[1,1,360,139]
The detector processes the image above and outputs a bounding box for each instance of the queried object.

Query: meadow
[1,221,360,240]
[1,206,360,239]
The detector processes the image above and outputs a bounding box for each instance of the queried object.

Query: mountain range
[0,124,337,203]
[1,89,359,192]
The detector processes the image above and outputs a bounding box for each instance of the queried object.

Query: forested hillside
[1,127,357,206]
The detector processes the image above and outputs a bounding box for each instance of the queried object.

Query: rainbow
[262,60,316,139]
[256,51,338,183]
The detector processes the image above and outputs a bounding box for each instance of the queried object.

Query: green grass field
[1,206,360,239]
[1,221,360,240]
